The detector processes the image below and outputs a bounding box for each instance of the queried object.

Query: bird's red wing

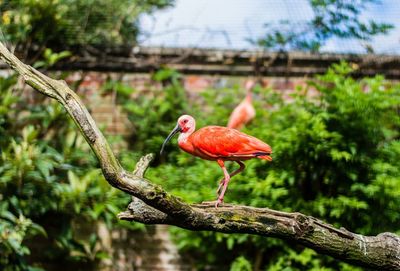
[190,126,271,159]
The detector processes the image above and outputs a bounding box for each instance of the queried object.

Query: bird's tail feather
[258,155,272,161]
[253,152,272,161]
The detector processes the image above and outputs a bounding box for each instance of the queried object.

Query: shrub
[0,0,173,55]
[0,73,134,270]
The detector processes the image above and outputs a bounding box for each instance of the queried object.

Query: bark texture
[0,42,399,270]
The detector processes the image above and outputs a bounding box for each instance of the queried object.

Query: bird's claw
[215,197,224,208]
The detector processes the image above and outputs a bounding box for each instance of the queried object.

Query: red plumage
[182,126,271,161]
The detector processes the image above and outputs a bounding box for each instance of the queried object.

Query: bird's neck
[178,129,195,154]
[245,90,252,102]
[178,120,196,144]
[178,127,194,143]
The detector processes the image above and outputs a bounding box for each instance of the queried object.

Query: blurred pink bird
[227,80,256,130]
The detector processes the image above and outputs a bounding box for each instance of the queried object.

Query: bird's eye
[183,119,188,124]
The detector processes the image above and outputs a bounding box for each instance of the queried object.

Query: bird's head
[245,79,255,91]
[177,114,195,133]
[160,115,195,155]
[244,79,256,101]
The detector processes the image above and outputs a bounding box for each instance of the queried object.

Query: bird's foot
[214,197,224,208]
[201,199,224,208]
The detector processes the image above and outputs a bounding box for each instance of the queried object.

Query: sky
[139,0,400,54]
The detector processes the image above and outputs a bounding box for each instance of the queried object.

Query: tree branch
[0,42,399,270]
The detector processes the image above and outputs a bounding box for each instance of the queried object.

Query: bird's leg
[216,179,225,197]
[216,161,245,196]
[216,160,226,197]
[215,160,231,208]
[216,161,245,206]
[231,160,245,178]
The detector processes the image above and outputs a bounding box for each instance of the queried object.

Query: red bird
[227,80,256,130]
[161,115,272,207]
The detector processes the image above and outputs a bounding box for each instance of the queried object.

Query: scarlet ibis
[161,115,272,207]
[227,80,256,130]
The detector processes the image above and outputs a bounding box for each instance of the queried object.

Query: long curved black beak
[160,124,182,155]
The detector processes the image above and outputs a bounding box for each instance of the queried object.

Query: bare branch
[132,153,154,177]
[120,203,400,270]
[0,42,399,270]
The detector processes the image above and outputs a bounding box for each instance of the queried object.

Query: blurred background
[0,0,399,270]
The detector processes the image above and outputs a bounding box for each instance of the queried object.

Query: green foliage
[265,247,363,271]
[0,204,46,271]
[117,63,400,270]
[0,0,174,54]
[256,0,394,52]
[105,68,188,160]
[230,256,252,271]
[33,48,71,69]
[0,73,133,270]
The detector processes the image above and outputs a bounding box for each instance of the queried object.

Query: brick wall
[68,71,308,137]
[98,224,191,271]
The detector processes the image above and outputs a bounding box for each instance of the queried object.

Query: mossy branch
[0,42,399,270]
